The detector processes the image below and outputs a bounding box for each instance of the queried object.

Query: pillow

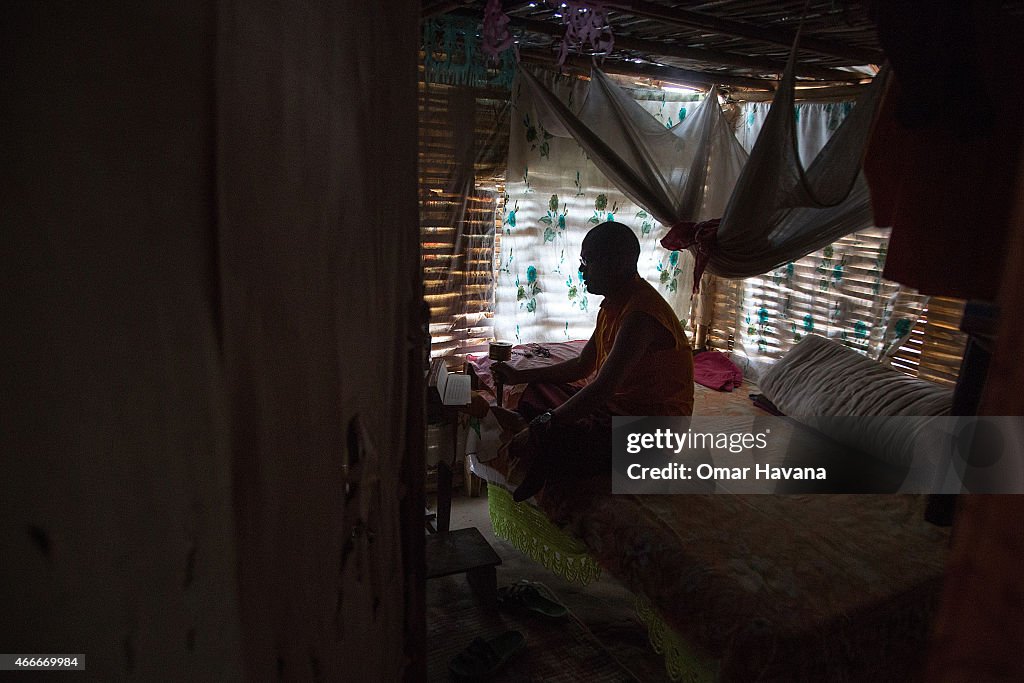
[758,335,954,467]
[759,334,953,418]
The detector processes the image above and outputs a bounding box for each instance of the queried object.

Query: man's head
[579,221,640,296]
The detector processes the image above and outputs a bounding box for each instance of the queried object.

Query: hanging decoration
[481,0,516,62]
[660,219,721,294]
[554,1,614,68]
[422,16,516,89]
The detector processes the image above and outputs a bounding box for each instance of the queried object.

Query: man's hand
[491,361,525,386]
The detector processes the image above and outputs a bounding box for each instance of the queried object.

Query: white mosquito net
[518,49,889,288]
[517,66,746,227]
[704,52,891,278]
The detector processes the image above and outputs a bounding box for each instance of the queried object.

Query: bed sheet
[539,484,948,680]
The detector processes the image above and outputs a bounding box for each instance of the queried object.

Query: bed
[465,338,953,682]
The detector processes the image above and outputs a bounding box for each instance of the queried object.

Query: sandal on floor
[448,630,525,681]
[497,580,568,619]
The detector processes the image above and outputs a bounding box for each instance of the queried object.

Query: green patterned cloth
[487,485,601,586]
[487,486,720,682]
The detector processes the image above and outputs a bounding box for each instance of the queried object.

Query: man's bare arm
[551,312,671,424]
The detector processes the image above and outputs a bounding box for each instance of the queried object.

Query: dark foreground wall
[1,2,422,679]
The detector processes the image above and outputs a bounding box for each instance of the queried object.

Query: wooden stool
[425,527,502,605]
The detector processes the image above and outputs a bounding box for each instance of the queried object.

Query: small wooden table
[425,363,501,600]
[426,401,461,534]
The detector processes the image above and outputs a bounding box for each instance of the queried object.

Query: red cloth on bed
[467,340,588,404]
[693,351,743,392]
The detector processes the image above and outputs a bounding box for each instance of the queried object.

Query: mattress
[476,458,949,680]
[538,485,949,681]
[466,340,951,680]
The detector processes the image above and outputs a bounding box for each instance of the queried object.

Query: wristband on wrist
[529,410,555,434]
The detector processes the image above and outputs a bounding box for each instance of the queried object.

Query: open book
[428,358,471,406]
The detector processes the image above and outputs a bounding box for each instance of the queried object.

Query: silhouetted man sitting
[492,221,694,501]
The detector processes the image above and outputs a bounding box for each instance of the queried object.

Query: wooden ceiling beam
[498,13,863,82]
[604,0,885,64]
[421,0,477,20]
[518,47,777,90]
[730,82,870,101]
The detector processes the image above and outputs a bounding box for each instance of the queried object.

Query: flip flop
[448,630,525,681]
[497,580,568,619]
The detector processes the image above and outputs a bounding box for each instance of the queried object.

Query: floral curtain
[495,69,702,344]
[723,98,927,379]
